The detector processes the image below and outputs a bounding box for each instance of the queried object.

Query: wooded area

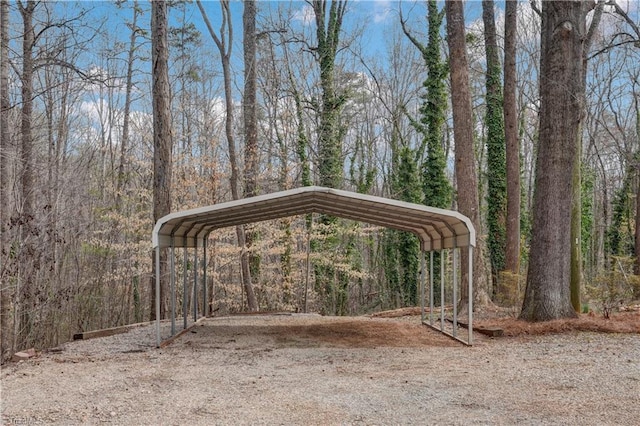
[1,0,640,362]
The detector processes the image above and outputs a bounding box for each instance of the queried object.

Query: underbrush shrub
[495,271,524,308]
[586,257,640,319]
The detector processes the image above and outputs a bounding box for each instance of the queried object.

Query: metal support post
[203,237,208,317]
[430,251,434,326]
[170,237,176,336]
[193,239,198,322]
[468,245,474,345]
[155,246,161,347]
[420,250,426,323]
[452,248,458,338]
[440,249,445,331]
[183,246,188,329]
[304,227,311,313]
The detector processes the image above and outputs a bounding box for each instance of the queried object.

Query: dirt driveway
[2,314,639,425]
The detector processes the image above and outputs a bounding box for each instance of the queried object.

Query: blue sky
[69,1,483,60]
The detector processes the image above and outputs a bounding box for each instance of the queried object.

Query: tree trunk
[314,0,347,190]
[311,0,348,314]
[116,0,140,210]
[150,0,173,321]
[0,0,8,232]
[243,0,261,280]
[482,0,506,292]
[14,0,37,351]
[570,1,604,312]
[445,0,491,309]
[198,0,257,311]
[635,105,640,275]
[243,0,258,199]
[520,1,589,321]
[503,0,520,275]
[1,0,12,361]
[401,0,452,302]
[19,1,35,224]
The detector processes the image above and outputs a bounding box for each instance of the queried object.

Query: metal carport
[152,186,476,346]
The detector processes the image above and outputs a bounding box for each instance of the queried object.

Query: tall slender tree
[445,0,491,309]
[14,0,37,349]
[400,0,452,301]
[310,0,349,314]
[393,146,422,305]
[18,0,35,227]
[243,0,261,280]
[570,1,605,312]
[1,0,12,361]
[503,0,520,276]
[198,0,258,311]
[482,0,506,291]
[243,0,258,199]
[0,0,8,233]
[150,0,173,321]
[115,0,142,210]
[635,89,640,275]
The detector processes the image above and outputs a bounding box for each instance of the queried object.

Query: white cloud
[78,99,108,125]
[373,0,392,24]
[292,4,315,26]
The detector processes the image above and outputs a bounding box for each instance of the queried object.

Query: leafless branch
[606,0,640,40]
[529,0,541,18]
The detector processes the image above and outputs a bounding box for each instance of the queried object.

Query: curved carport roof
[152,186,476,346]
[152,186,475,252]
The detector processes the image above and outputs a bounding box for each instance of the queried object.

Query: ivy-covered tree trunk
[421,0,452,211]
[382,125,402,308]
[482,0,506,292]
[383,229,401,307]
[313,0,346,190]
[401,0,452,305]
[312,0,348,314]
[394,146,423,306]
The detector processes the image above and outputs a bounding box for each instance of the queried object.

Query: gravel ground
[2,314,639,425]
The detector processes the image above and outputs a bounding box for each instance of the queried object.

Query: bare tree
[116,0,142,210]
[18,0,35,226]
[503,0,519,276]
[1,0,11,361]
[12,0,37,353]
[243,0,261,281]
[150,0,173,320]
[243,0,258,198]
[197,0,258,311]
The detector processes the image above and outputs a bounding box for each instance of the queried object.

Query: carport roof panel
[152,186,475,250]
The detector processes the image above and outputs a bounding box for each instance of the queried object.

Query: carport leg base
[159,317,207,348]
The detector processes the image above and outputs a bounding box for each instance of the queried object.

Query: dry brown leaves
[371,305,640,339]
[475,311,640,337]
